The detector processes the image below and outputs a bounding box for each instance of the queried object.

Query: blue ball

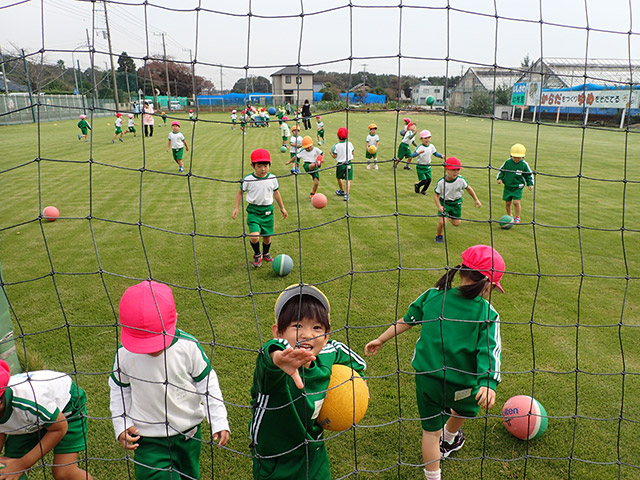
[272,254,294,276]
[268,107,277,115]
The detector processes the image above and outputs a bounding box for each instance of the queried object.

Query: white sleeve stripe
[250,392,269,445]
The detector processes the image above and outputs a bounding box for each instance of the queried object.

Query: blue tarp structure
[198,93,273,106]
[537,83,640,116]
[339,92,387,104]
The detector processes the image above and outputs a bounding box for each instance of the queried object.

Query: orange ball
[312,193,327,209]
[43,206,59,222]
[317,364,369,431]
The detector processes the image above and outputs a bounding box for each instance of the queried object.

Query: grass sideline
[0,109,639,479]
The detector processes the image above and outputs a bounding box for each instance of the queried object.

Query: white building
[411,79,444,107]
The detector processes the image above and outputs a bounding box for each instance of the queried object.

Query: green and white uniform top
[128,118,135,128]
[168,131,185,149]
[317,121,324,131]
[331,141,355,164]
[401,129,416,145]
[0,370,73,435]
[242,172,279,206]
[109,329,229,439]
[414,144,440,166]
[496,158,534,189]
[231,113,237,121]
[77,119,91,130]
[115,117,123,128]
[250,338,366,457]
[434,176,469,202]
[280,123,290,137]
[296,146,323,164]
[404,287,501,391]
[289,135,303,153]
[366,134,379,147]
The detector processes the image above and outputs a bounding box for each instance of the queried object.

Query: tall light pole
[154,32,171,102]
[102,1,119,108]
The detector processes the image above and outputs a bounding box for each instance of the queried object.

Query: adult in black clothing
[301,99,312,130]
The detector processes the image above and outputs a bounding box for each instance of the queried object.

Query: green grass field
[0,109,639,479]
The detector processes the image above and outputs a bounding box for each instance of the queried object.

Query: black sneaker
[435,235,444,244]
[440,430,465,458]
[414,183,420,194]
[403,164,411,170]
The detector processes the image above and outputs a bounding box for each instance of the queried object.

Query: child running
[109,280,230,480]
[0,361,94,480]
[231,109,237,129]
[330,127,355,201]
[316,115,325,145]
[395,121,417,170]
[365,244,504,480]
[77,114,91,142]
[250,284,367,480]
[365,123,380,169]
[285,125,303,174]
[125,113,137,137]
[496,143,534,224]
[433,157,482,244]
[111,112,124,143]
[161,111,168,127]
[280,116,290,149]
[166,120,189,173]
[296,136,325,198]
[232,149,288,267]
[412,130,443,194]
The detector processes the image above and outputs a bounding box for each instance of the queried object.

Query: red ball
[312,193,327,209]
[43,206,60,222]
[502,395,548,440]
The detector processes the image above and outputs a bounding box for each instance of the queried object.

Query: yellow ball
[367,145,377,155]
[317,364,369,431]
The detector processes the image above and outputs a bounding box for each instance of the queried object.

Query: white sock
[424,468,441,480]
[443,426,457,444]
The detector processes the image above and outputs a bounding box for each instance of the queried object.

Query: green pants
[253,444,331,480]
[134,425,202,479]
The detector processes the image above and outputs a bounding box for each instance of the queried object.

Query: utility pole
[362,63,368,86]
[182,48,193,99]
[155,32,171,102]
[103,1,120,108]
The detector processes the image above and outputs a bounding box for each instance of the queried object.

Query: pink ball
[312,193,327,209]
[43,206,60,222]
[502,395,548,440]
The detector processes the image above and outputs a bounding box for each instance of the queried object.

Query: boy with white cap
[412,130,444,195]
[109,280,230,479]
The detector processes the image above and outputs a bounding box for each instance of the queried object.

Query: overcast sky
[1,0,639,91]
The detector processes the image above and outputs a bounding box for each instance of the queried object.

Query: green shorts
[282,136,289,142]
[303,162,319,180]
[503,185,524,201]
[397,143,412,160]
[438,197,463,219]
[415,374,482,432]
[317,129,325,138]
[79,127,88,135]
[172,148,184,161]
[336,163,353,180]
[365,151,377,159]
[416,164,432,182]
[253,444,331,480]
[5,384,89,458]
[247,204,275,236]
[128,126,136,133]
[115,127,122,134]
[135,425,202,480]
[289,152,298,160]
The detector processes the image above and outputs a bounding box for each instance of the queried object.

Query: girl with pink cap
[365,245,505,480]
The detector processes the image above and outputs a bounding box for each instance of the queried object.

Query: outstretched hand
[272,347,316,389]
[364,339,383,356]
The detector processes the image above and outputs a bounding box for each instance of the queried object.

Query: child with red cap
[109,280,230,480]
[365,244,505,480]
[166,120,189,173]
[232,149,288,267]
[433,157,482,244]
[111,112,124,144]
[329,127,355,201]
[0,361,93,479]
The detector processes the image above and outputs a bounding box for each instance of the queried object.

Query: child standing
[365,244,504,480]
[496,143,534,224]
[316,115,325,145]
[161,111,168,127]
[125,113,137,137]
[395,122,417,169]
[412,130,443,194]
[296,136,325,198]
[231,109,237,129]
[280,116,290,149]
[189,109,195,124]
[285,125,303,174]
[109,280,230,480]
[232,149,288,268]
[433,157,482,244]
[111,112,124,143]
[166,121,189,173]
[77,114,91,141]
[250,284,367,480]
[330,127,355,201]
[365,123,380,169]
[0,360,94,480]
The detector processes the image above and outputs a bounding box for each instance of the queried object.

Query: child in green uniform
[77,114,91,142]
[412,129,443,194]
[330,127,355,201]
[125,114,137,137]
[111,112,124,143]
[496,143,534,224]
[365,123,380,169]
[166,121,189,173]
[433,157,482,244]
[232,149,288,267]
[0,360,94,480]
[395,121,417,170]
[296,136,325,198]
[250,284,367,480]
[161,111,168,127]
[316,115,325,145]
[365,244,504,480]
